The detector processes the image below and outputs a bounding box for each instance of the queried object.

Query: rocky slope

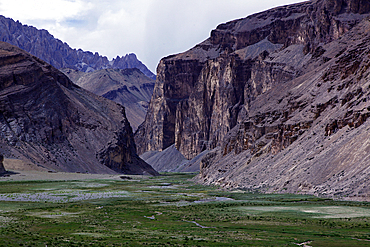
[0,15,155,79]
[136,0,370,199]
[62,68,155,131]
[140,144,188,172]
[140,145,206,173]
[0,41,158,175]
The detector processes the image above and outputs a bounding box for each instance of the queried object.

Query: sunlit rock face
[136,0,370,198]
[0,41,158,176]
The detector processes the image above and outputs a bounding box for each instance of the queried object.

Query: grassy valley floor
[0,172,369,246]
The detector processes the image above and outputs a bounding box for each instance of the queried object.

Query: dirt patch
[0,216,11,227]
[29,211,81,218]
[0,170,146,182]
[3,159,47,172]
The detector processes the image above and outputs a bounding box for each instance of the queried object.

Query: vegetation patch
[234,206,370,219]
[0,173,369,246]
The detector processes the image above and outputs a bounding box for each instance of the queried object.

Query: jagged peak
[0,15,155,78]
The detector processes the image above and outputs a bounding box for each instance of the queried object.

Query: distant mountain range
[62,68,155,131]
[0,15,155,79]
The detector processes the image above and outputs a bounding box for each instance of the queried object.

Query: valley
[0,172,370,246]
[1,0,370,245]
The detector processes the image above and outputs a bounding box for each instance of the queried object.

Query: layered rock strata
[62,68,155,131]
[200,17,370,199]
[136,0,370,198]
[0,41,158,175]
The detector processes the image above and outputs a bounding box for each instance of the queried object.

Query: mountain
[135,0,370,199]
[140,145,207,173]
[0,41,158,175]
[140,144,189,172]
[62,68,155,131]
[0,15,155,79]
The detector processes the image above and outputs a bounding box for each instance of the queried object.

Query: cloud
[143,0,305,71]
[0,0,305,72]
[0,0,89,22]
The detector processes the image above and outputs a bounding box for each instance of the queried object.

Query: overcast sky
[0,0,305,73]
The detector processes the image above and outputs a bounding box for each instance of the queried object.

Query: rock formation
[136,0,370,198]
[0,15,155,79]
[0,41,158,175]
[62,68,155,131]
[0,154,5,174]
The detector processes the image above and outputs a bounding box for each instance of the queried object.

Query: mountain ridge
[0,41,158,176]
[0,15,155,79]
[62,67,155,131]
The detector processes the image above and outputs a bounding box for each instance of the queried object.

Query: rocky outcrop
[0,15,155,79]
[62,68,155,131]
[136,0,370,198]
[0,41,158,175]
[200,17,370,198]
[0,154,5,174]
[136,0,369,158]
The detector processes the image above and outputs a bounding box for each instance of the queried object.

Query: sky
[0,0,305,73]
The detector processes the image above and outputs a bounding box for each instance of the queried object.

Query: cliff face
[0,15,155,79]
[62,68,155,131]
[201,17,370,199]
[0,41,158,175]
[136,0,369,158]
[136,0,370,198]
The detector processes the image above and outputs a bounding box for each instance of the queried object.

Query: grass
[0,173,369,246]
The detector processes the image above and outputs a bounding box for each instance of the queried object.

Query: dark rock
[137,0,368,158]
[62,68,155,131]
[136,0,370,198]
[0,154,5,174]
[0,15,155,79]
[0,41,158,176]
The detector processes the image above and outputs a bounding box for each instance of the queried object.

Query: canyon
[1,0,370,199]
[135,0,370,199]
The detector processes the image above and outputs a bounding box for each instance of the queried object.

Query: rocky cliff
[0,15,155,79]
[0,154,5,174]
[0,41,158,175]
[62,68,155,131]
[136,0,370,199]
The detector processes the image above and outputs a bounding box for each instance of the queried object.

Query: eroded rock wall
[200,15,370,199]
[136,0,369,160]
[0,42,158,175]
[136,0,370,198]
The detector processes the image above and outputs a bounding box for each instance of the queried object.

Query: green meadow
[0,173,370,246]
